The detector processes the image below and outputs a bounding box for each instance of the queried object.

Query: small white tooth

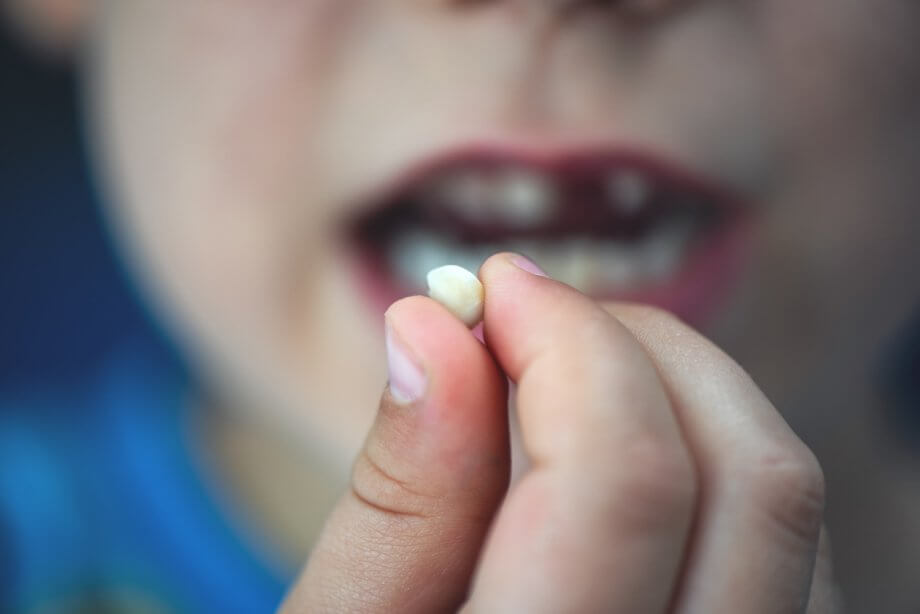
[427,265,484,327]
[608,169,651,215]
[494,169,557,228]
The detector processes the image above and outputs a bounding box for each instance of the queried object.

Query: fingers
[607,303,827,614]
[281,296,510,614]
[282,255,828,614]
[806,526,844,614]
[464,254,697,613]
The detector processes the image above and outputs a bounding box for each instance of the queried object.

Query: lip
[342,144,754,328]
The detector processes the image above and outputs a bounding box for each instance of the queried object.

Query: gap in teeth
[426,170,493,224]
[425,167,558,230]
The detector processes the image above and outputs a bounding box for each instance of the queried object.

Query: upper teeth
[493,169,556,228]
[430,168,557,230]
[372,162,715,297]
[607,169,651,215]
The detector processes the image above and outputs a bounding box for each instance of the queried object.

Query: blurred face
[86,1,920,458]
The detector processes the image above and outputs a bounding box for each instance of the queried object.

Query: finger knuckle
[747,443,826,544]
[350,447,437,520]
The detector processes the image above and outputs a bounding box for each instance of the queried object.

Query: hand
[280,253,841,613]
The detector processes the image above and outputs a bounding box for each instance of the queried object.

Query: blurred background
[0,22,158,398]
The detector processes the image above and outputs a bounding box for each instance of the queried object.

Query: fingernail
[511,254,549,278]
[385,322,427,405]
[471,322,485,344]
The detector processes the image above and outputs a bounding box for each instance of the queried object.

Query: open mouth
[346,149,752,325]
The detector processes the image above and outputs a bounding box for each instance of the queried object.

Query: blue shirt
[0,341,290,613]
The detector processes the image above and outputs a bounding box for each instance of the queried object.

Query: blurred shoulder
[0,383,101,612]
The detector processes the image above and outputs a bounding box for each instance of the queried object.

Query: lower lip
[346,212,754,330]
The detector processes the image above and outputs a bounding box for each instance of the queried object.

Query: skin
[14,0,920,610]
[284,254,837,613]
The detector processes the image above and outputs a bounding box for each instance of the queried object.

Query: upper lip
[346,144,743,244]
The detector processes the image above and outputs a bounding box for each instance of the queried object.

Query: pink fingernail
[385,322,427,405]
[511,254,549,277]
[471,322,485,344]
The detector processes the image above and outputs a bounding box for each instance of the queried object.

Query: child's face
[87,1,920,451]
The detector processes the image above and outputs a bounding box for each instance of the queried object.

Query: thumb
[280,295,510,614]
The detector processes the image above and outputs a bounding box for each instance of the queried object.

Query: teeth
[390,166,700,293]
[492,169,557,229]
[427,168,557,230]
[639,218,696,281]
[390,219,696,294]
[607,169,651,215]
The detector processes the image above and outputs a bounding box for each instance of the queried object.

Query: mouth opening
[346,150,750,324]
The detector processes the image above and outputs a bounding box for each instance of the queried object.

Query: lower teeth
[388,218,697,294]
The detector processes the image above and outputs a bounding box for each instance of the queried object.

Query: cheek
[89,1,362,387]
[759,0,920,278]
[638,8,774,193]
[94,0,341,216]
[714,0,920,407]
[761,0,920,166]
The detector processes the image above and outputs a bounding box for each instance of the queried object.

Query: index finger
[464,254,698,613]
[607,303,826,613]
